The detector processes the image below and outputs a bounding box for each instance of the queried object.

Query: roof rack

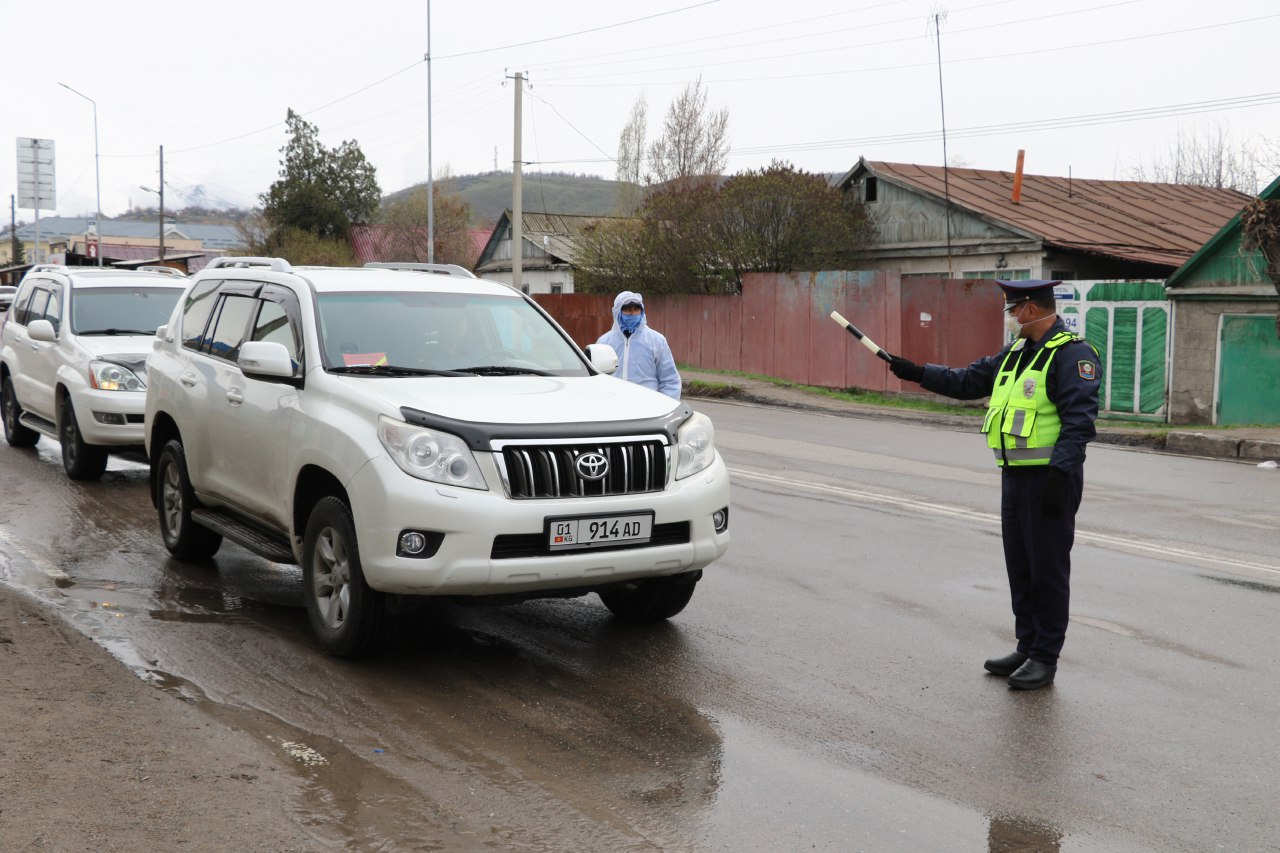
[363,262,477,279]
[134,265,188,277]
[206,257,293,272]
[27,264,68,274]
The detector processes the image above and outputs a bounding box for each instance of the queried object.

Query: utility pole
[9,195,19,264]
[932,11,954,276]
[158,145,165,261]
[426,0,434,263]
[511,71,524,292]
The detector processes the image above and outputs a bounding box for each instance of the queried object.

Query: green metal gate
[1058,281,1169,419]
[1217,314,1280,425]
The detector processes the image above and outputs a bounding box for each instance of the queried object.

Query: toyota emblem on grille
[576,451,609,480]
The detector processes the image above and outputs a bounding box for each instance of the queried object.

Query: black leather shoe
[983,651,1028,676]
[1008,659,1056,690]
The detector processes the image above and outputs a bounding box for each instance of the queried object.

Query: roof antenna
[1069,165,1073,198]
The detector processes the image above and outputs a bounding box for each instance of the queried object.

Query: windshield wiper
[77,328,158,336]
[328,365,468,377]
[455,365,553,376]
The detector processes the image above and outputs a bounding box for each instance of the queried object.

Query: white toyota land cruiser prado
[144,258,730,656]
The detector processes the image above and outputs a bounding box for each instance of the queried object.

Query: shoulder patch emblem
[1078,360,1097,380]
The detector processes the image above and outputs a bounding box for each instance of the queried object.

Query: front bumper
[71,388,147,446]
[346,453,731,596]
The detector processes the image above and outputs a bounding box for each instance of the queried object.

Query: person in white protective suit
[595,290,682,400]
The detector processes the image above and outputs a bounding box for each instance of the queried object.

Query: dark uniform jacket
[918,318,1101,472]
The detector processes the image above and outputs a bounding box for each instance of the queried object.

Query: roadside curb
[1165,431,1280,462]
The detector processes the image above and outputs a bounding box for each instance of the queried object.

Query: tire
[599,573,698,622]
[60,401,108,480]
[302,496,393,658]
[2,376,39,448]
[156,439,223,560]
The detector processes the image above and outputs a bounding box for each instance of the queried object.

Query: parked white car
[1,264,188,479]
[144,258,730,657]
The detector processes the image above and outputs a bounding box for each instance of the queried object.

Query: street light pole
[58,82,103,267]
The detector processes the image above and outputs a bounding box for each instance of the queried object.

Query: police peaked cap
[997,279,1060,305]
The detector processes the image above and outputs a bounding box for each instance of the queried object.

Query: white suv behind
[1,264,189,479]
[144,258,730,656]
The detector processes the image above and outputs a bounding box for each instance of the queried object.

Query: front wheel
[2,377,40,448]
[156,439,222,560]
[302,496,393,658]
[599,573,698,622]
[60,401,108,480]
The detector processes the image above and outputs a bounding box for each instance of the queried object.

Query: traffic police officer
[888,280,1101,690]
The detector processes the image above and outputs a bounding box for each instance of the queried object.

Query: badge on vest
[1078,360,1097,380]
[1022,377,1037,399]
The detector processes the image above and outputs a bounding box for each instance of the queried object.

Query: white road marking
[729,467,1280,579]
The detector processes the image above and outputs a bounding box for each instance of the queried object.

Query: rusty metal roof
[859,160,1251,269]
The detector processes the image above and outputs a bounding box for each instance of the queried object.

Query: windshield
[71,286,185,335]
[315,291,590,377]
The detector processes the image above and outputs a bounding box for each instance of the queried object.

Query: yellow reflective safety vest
[981,331,1079,467]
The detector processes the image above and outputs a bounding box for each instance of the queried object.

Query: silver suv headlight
[377,415,488,490]
[89,360,145,392]
[675,411,716,480]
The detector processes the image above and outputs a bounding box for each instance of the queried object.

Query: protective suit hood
[611,290,648,331]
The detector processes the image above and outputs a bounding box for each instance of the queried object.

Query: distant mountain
[383,171,632,227]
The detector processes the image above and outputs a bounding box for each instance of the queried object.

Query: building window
[550,283,563,294]
[521,284,530,295]
[963,269,1031,281]
[863,177,878,203]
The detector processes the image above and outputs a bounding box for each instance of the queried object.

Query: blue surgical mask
[619,312,642,333]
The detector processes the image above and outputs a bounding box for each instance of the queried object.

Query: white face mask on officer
[1005,302,1030,338]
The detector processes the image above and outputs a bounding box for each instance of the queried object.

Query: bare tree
[381,166,476,266]
[647,77,729,187]
[615,96,647,214]
[1129,123,1260,193]
[1241,197,1280,339]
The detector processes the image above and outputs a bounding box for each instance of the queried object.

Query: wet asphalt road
[1,398,1278,851]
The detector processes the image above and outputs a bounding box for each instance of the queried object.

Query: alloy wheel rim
[162,462,183,537]
[313,526,350,630]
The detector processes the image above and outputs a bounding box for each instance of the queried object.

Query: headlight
[377,415,487,490]
[675,411,716,480]
[89,360,145,392]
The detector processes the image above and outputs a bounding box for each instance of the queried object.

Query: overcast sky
[3,0,1278,221]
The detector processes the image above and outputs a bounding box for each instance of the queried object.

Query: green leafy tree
[381,169,476,266]
[710,162,876,291]
[261,109,380,242]
[576,161,874,295]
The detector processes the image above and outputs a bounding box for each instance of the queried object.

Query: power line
[537,10,1278,88]
[433,1,720,60]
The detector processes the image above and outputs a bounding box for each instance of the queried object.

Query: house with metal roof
[3,216,244,273]
[474,210,634,294]
[835,158,1251,281]
[1163,174,1280,425]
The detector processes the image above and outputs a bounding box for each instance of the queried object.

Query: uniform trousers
[999,466,1084,665]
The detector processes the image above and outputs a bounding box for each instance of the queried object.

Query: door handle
[226,389,244,404]
[179,372,197,387]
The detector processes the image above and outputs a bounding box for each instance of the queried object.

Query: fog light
[93,411,127,425]
[396,529,444,559]
[399,532,427,554]
[712,507,729,533]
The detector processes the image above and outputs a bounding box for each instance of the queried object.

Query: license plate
[547,512,653,551]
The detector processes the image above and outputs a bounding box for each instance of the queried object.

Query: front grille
[500,440,667,499]
[492,521,691,559]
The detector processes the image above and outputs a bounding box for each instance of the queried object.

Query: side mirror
[585,343,618,375]
[238,341,295,380]
[27,319,56,343]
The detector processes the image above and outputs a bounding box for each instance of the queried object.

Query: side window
[204,295,257,362]
[181,280,222,351]
[26,288,50,327]
[250,300,300,369]
[43,285,64,334]
[11,282,38,326]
